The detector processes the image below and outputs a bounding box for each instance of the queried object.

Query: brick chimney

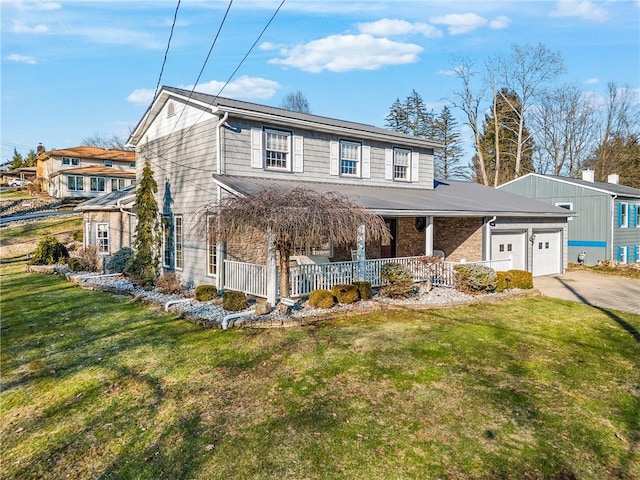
[36,144,45,157]
[607,173,619,185]
[581,169,595,182]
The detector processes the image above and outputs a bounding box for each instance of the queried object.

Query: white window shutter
[411,152,419,182]
[384,148,393,180]
[293,135,304,172]
[251,128,263,169]
[330,141,339,176]
[362,145,371,178]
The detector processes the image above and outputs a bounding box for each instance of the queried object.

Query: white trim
[411,151,419,182]
[384,148,393,180]
[250,128,263,169]
[292,135,304,173]
[362,145,371,179]
[329,141,339,176]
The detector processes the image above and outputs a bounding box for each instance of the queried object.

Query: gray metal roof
[212,175,572,218]
[501,173,640,199]
[130,86,441,149]
[74,184,136,211]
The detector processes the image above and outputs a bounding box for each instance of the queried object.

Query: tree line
[385,43,639,188]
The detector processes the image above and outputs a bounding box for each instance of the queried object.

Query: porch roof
[74,184,136,211]
[212,175,573,218]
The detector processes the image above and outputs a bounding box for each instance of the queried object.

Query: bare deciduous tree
[280,91,311,114]
[212,188,388,299]
[82,133,130,150]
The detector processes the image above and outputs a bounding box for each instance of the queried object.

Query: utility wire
[153,0,181,100]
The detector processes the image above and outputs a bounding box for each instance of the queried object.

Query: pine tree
[433,105,467,180]
[126,159,161,288]
[10,148,24,169]
[385,98,410,134]
[385,90,435,140]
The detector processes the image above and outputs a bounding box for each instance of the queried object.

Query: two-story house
[114,86,570,298]
[498,171,640,265]
[36,145,137,198]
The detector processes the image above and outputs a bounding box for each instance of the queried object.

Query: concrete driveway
[534,270,640,315]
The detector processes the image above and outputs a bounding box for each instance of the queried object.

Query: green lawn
[1,261,638,479]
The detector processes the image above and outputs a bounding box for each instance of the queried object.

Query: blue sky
[2,0,639,164]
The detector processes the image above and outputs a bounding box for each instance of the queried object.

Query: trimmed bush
[156,272,183,295]
[223,290,247,311]
[331,284,360,304]
[352,281,372,300]
[105,247,133,273]
[68,257,83,272]
[496,271,510,292]
[195,284,219,302]
[380,262,413,285]
[308,289,336,309]
[31,236,69,265]
[507,270,533,290]
[453,264,497,294]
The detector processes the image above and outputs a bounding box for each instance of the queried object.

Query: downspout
[222,309,256,330]
[215,111,229,291]
[611,194,617,261]
[484,216,497,261]
[216,111,229,175]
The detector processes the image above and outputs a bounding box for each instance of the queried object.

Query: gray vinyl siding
[490,217,568,273]
[219,117,435,189]
[137,119,219,288]
[499,175,611,265]
[613,199,640,263]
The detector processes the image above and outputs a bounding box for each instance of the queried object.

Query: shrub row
[308,281,373,309]
[496,270,534,292]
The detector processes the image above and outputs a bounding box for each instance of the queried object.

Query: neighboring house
[3,167,37,186]
[498,171,640,265]
[118,86,570,300]
[36,145,136,198]
[75,184,136,257]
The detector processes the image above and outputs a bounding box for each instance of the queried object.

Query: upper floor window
[635,204,640,228]
[393,148,411,181]
[129,161,136,168]
[340,141,361,177]
[167,101,176,118]
[90,177,106,192]
[62,157,79,166]
[104,160,113,167]
[68,175,84,191]
[265,129,290,170]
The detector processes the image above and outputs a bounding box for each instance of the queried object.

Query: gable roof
[50,166,136,178]
[75,184,136,211]
[499,173,640,199]
[129,86,443,150]
[212,174,572,218]
[41,146,135,162]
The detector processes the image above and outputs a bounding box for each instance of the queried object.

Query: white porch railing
[224,256,514,300]
[224,260,268,298]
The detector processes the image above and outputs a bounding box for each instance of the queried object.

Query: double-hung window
[207,216,217,276]
[68,175,84,191]
[340,141,361,176]
[265,129,290,170]
[90,177,106,192]
[175,216,183,270]
[619,203,629,228]
[96,223,109,254]
[162,215,172,268]
[62,157,79,166]
[393,148,411,181]
[111,178,126,191]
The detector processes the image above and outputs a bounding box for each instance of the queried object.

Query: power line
[153,0,181,100]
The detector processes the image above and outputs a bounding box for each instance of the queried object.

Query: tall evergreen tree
[433,105,467,179]
[10,148,24,169]
[385,98,410,134]
[385,90,436,140]
[126,158,161,287]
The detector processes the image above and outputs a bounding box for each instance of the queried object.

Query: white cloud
[269,34,423,73]
[583,77,599,85]
[259,41,283,51]
[6,53,37,64]
[490,15,511,30]
[126,76,281,106]
[357,18,442,38]
[438,68,458,77]
[38,2,62,10]
[188,76,281,100]
[549,1,608,22]
[4,1,61,11]
[11,21,48,34]
[429,13,488,35]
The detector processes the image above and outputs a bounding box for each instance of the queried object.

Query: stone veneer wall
[434,217,483,262]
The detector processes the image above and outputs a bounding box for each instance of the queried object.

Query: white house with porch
[121,86,571,304]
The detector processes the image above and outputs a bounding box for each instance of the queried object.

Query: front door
[381,218,396,258]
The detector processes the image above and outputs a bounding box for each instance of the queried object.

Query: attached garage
[531,230,562,276]
[490,231,527,271]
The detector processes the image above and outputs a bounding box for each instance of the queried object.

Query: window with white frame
[68,175,84,191]
[175,215,183,270]
[104,160,113,167]
[129,161,136,168]
[207,216,216,276]
[162,215,172,268]
[96,223,109,254]
[340,141,361,176]
[90,177,106,192]
[62,157,80,166]
[265,129,290,170]
[619,245,628,264]
[635,204,639,228]
[555,202,573,210]
[620,203,629,228]
[111,178,126,191]
[393,148,411,181]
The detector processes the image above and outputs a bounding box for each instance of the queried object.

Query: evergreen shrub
[454,264,497,294]
[308,289,336,309]
[223,290,247,311]
[31,236,69,265]
[195,284,219,302]
[331,284,360,304]
[352,281,372,300]
[106,247,133,273]
[380,262,413,285]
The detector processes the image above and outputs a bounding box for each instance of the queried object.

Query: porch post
[266,226,278,305]
[425,216,434,256]
[357,221,366,281]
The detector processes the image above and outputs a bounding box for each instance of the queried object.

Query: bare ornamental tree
[212,188,389,299]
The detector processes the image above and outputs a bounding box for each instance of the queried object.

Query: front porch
[223,256,513,302]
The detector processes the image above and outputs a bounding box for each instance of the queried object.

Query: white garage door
[491,232,527,271]
[532,231,562,277]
